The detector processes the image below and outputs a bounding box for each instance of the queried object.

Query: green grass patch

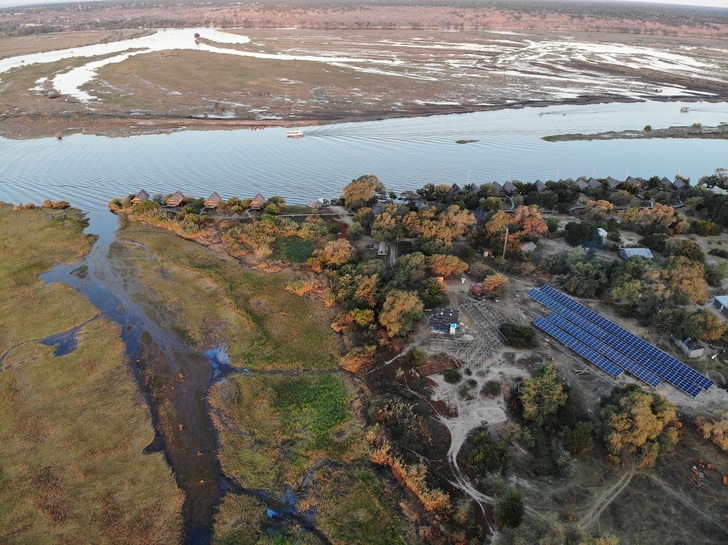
[272,236,315,263]
[270,374,349,450]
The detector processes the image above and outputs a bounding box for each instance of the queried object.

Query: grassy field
[116,222,341,370]
[0,204,183,544]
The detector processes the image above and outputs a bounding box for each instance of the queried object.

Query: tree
[656,256,708,305]
[427,254,468,277]
[600,385,680,467]
[340,346,377,373]
[696,412,728,452]
[395,251,427,285]
[312,239,355,269]
[371,203,404,241]
[467,431,510,475]
[342,175,385,209]
[520,363,567,426]
[564,221,600,246]
[494,488,524,529]
[379,290,424,337]
[512,205,548,238]
[665,239,704,262]
[482,273,508,296]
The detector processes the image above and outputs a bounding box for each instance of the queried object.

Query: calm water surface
[2,100,727,238]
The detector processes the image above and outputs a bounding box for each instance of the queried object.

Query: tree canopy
[342,175,386,210]
[599,385,680,468]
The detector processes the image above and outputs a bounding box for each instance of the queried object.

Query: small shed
[166,191,185,207]
[674,338,704,358]
[520,241,537,254]
[377,241,389,257]
[132,190,149,204]
[619,247,654,260]
[430,307,459,335]
[205,192,222,208]
[714,296,728,318]
[250,193,267,210]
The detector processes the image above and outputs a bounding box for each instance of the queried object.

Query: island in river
[543,122,728,142]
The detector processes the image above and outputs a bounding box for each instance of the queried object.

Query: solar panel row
[528,289,702,396]
[540,285,713,391]
[533,318,623,378]
[545,314,662,388]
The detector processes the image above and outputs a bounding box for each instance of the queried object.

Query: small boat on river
[286,129,304,138]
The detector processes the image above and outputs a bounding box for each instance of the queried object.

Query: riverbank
[544,122,728,142]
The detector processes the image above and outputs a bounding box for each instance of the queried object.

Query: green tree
[494,488,524,529]
[520,363,567,426]
[395,252,427,285]
[467,431,510,475]
[379,290,424,337]
[564,221,600,246]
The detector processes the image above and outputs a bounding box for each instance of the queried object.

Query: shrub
[499,323,538,348]
[443,369,462,384]
[481,380,502,398]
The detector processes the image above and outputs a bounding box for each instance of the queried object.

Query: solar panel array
[540,285,713,391]
[533,317,622,378]
[529,285,713,397]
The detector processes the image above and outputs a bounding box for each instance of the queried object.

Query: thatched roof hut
[205,192,222,208]
[166,191,186,207]
[132,190,150,204]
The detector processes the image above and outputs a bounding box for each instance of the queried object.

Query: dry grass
[0,30,151,60]
[0,205,183,545]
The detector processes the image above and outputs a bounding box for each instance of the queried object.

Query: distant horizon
[1,0,727,9]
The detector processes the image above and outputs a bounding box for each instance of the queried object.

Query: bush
[499,323,538,348]
[443,369,462,384]
[481,380,502,398]
[467,431,510,475]
[494,488,524,529]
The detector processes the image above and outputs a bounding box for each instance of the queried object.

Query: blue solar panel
[539,285,712,390]
[545,314,662,388]
[533,317,623,378]
[546,309,702,396]
[537,285,710,397]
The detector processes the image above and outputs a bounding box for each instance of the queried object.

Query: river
[2,100,728,243]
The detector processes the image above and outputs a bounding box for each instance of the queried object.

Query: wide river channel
[2,99,728,241]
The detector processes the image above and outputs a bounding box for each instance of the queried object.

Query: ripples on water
[1,101,727,237]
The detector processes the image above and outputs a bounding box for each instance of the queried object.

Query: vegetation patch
[0,205,182,544]
[272,236,316,263]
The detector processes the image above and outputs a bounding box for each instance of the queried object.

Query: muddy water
[42,230,221,544]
